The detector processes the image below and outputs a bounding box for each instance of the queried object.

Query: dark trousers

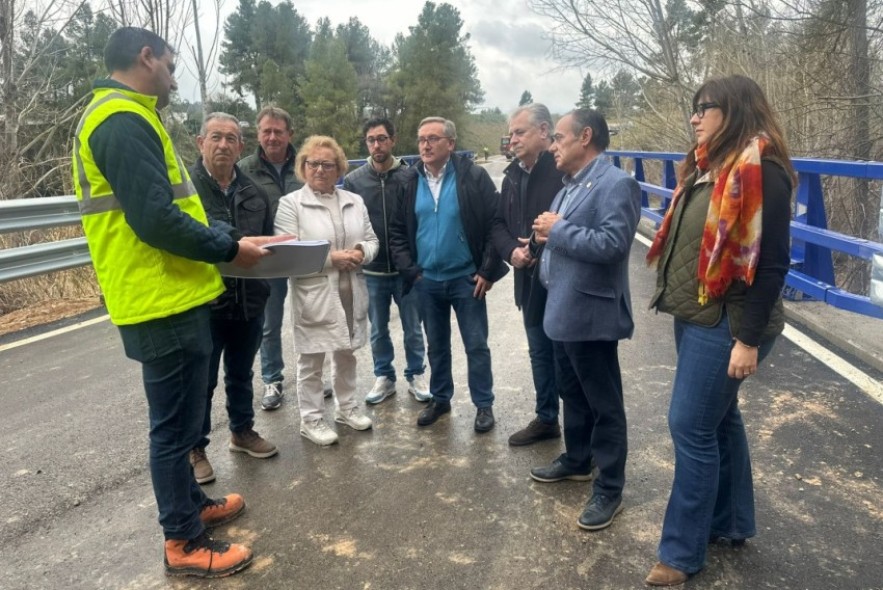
[555,339,627,498]
[199,314,263,448]
[523,305,559,424]
[118,305,211,541]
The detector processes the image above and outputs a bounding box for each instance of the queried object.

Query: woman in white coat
[275,135,379,446]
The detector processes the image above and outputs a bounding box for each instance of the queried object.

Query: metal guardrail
[0,152,475,284]
[608,150,883,319]
[0,196,91,283]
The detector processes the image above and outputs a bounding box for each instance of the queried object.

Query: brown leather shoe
[229,428,278,458]
[200,494,246,527]
[645,562,688,586]
[508,418,561,446]
[164,532,253,578]
[189,448,215,485]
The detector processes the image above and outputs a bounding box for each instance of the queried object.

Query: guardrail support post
[792,172,835,295]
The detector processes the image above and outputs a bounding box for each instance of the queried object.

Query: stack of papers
[217,239,331,278]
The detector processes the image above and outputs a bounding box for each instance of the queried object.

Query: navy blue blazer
[539,156,641,342]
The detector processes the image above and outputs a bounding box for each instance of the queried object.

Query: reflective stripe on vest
[73,86,224,325]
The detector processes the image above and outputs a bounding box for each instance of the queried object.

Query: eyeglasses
[692,102,721,119]
[417,135,449,146]
[366,135,390,145]
[305,160,338,172]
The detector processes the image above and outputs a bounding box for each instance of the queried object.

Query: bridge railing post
[634,157,647,208]
[788,171,835,300]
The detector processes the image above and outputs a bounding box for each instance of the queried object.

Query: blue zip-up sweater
[415,164,475,281]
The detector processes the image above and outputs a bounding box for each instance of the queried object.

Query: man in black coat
[389,116,507,433]
[491,103,566,446]
[189,112,278,485]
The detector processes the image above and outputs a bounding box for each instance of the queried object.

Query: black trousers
[554,339,627,498]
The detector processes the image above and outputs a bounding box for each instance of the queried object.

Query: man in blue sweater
[389,117,507,432]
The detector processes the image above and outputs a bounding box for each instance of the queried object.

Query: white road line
[0,314,110,352]
[780,324,883,404]
[634,231,883,404]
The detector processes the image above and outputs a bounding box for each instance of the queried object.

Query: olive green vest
[650,172,784,341]
[73,87,224,325]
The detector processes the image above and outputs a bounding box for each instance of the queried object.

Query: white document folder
[217,239,330,279]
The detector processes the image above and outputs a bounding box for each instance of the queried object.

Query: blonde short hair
[295,135,349,182]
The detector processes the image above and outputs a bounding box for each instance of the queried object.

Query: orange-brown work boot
[199,494,246,527]
[164,532,253,578]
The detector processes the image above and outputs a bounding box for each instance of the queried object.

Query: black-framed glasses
[305,160,338,172]
[366,135,390,145]
[417,135,449,146]
[692,102,721,119]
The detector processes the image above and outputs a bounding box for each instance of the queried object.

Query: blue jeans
[416,275,494,407]
[117,306,211,541]
[260,277,288,384]
[523,305,558,424]
[198,315,263,448]
[366,274,425,381]
[658,314,776,574]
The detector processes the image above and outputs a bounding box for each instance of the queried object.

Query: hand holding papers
[218,238,331,279]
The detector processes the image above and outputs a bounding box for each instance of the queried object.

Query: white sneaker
[408,374,432,402]
[300,418,339,446]
[334,406,373,431]
[365,376,396,405]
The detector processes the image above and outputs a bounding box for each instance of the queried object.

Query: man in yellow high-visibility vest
[73,27,283,579]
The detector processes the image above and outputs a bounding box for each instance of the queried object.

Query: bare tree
[0,0,90,199]
[528,0,702,137]
[107,0,189,49]
[186,0,222,119]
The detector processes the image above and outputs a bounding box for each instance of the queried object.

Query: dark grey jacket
[343,157,412,274]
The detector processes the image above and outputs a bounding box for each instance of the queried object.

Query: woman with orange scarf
[644,75,796,586]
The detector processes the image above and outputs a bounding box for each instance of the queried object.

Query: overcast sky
[177,0,584,115]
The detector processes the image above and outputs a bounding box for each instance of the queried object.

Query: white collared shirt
[424,159,449,206]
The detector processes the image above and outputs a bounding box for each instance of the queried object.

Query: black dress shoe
[529,458,593,483]
[417,400,451,426]
[577,493,623,530]
[709,536,747,547]
[474,407,495,432]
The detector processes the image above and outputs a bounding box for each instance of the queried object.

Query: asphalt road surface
[1,160,881,589]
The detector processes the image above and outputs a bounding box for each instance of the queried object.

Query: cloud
[467,20,551,60]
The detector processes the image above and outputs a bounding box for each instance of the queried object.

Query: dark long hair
[680,75,796,185]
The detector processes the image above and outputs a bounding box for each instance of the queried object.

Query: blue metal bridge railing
[608,150,883,320]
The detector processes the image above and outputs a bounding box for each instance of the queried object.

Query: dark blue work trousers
[118,305,211,541]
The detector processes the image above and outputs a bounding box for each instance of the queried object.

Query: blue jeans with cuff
[260,277,288,384]
[366,274,425,381]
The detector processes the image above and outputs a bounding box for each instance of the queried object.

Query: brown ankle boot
[645,562,688,586]
[200,494,246,527]
[164,532,253,578]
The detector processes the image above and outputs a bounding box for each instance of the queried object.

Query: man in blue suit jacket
[529,109,641,532]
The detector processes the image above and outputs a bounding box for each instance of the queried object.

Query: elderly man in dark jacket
[491,103,565,446]
[343,117,429,406]
[389,116,507,433]
[189,112,278,486]
[238,106,304,411]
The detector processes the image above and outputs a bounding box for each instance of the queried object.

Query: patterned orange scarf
[647,135,768,303]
